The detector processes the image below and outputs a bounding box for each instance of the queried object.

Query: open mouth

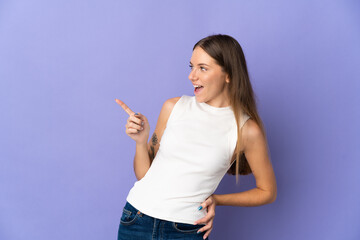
[194,85,204,94]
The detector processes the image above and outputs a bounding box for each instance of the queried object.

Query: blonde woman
[115,34,277,240]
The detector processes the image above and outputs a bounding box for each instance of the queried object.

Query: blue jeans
[117,201,209,240]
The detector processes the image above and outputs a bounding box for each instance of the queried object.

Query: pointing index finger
[115,99,135,116]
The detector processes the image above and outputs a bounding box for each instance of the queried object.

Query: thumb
[135,112,147,121]
[198,201,206,211]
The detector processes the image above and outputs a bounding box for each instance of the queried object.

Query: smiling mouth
[194,85,204,94]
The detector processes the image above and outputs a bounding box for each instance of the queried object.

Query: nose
[188,67,198,82]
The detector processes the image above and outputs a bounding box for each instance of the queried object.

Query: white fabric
[126,95,250,224]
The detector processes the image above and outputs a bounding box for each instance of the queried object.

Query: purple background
[1,0,359,239]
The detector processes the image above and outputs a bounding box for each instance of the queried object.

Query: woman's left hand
[194,194,217,239]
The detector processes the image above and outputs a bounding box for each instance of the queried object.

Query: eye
[200,67,207,71]
[188,64,193,69]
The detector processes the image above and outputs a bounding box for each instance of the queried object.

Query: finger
[205,196,214,206]
[207,201,216,211]
[199,197,213,210]
[203,229,212,239]
[134,112,146,124]
[115,99,135,116]
[126,127,140,134]
[196,200,215,223]
[194,216,210,225]
[129,115,143,126]
[197,223,213,235]
[197,202,206,212]
[194,215,208,225]
[127,122,144,131]
[195,209,215,225]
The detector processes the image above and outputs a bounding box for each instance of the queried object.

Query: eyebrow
[189,61,210,67]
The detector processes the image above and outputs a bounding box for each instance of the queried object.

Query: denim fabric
[118,201,209,240]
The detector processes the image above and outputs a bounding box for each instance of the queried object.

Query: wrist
[136,142,148,148]
[212,194,220,206]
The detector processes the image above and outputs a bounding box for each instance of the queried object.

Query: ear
[225,74,230,83]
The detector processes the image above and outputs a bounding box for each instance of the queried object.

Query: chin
[194,96,204,103]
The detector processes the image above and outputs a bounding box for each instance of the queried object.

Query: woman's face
[189,46,230,108]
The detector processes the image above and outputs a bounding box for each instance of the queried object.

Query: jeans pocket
[172,222,206,233]
[120,203,141,226]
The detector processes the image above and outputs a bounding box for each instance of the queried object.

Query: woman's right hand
[115,98,150,145]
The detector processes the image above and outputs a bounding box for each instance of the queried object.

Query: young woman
[115,34,277,240]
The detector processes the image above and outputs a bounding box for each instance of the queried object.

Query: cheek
[201,74,214,85]
[206,77,223,88]
[201,72,223,89]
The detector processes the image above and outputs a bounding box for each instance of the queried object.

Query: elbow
[268,189,277,204]
[261,188,277,204]
[258,185,277,204]
[269,193,277,203]
[267,181,277,204]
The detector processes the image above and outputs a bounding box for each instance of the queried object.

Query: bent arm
[134,97,180,180]
[214,119,277,206]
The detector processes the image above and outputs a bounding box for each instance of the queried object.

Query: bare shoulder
[162,96,181,113]
[242,119,266,149]
[158,96,181,129]
[156,96,181,131]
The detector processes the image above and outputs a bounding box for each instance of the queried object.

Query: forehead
[190,47,217,65]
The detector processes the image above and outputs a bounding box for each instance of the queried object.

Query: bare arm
[213,119,277,206]
[134,97,180,180]
[194,118,277,239]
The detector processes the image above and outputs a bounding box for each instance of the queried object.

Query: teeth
[194,85,203,88]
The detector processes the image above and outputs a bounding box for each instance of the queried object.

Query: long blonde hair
[193,34,269,184]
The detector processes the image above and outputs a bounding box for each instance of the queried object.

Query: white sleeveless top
[126,95,250,224]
